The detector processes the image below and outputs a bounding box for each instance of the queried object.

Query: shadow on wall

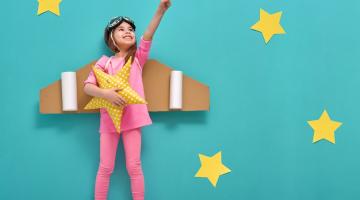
[35,103,99,133]
[150,111,208,130]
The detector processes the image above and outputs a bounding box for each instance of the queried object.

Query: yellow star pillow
[84,57,147,133]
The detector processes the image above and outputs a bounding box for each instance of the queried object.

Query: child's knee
[98,163,115,175]
[126,160,143,176]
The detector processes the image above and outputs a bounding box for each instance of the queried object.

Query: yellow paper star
[307,110,342,144]
[37,0,62,16]
[84,57,147,133]
[251,8,286,43]
[195,151,231,187]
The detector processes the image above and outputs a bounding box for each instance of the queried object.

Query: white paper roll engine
[169,71,183,110]
[61,72,78,111]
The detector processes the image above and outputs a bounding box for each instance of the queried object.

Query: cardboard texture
[40,59,210,114]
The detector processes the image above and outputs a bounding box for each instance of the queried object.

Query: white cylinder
[61,72,78,111]
[169,71,183,110]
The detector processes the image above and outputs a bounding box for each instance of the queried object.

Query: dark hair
[104,16,137,64]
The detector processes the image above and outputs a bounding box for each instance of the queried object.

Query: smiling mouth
[123,36,133,40]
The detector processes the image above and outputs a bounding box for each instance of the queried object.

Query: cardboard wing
[40,59,210,114]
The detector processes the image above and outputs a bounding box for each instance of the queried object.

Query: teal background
[1,0,360,199]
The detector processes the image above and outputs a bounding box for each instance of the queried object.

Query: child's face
[112,22,136,50]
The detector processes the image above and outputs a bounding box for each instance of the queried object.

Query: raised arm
[143,0,171,41]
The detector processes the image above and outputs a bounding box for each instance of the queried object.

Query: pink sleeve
[135,36,152,69]
[83,55,109,86]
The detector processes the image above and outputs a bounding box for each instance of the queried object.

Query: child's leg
[122,128,144,200]
[95,132,120,200]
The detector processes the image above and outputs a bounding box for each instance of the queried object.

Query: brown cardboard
[40,59,210,114]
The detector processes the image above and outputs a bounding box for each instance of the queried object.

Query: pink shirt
[84,36,153,133]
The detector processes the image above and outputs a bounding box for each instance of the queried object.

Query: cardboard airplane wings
[40,59,210,113]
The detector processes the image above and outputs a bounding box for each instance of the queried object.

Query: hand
[160,0,171,11]
[101,88,127,107]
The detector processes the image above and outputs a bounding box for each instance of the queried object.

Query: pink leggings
[95,128,144,200]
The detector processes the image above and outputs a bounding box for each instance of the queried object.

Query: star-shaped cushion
[84,57,147,133]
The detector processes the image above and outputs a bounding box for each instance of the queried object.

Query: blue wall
[1,0,360,199]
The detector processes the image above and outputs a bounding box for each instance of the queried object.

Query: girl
[83,1,171,199]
